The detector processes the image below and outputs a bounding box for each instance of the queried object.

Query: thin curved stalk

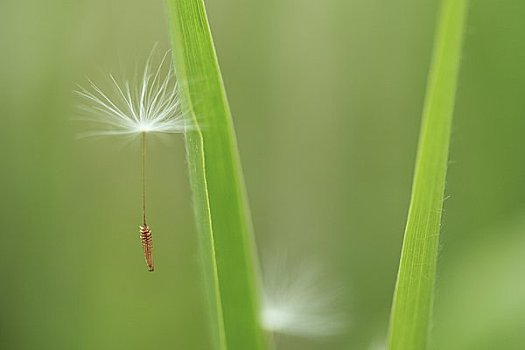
[387,1,469,349]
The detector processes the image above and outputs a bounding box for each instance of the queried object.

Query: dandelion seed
[77,51,187,272]
[261,253,347,337]
[140,224,154,272]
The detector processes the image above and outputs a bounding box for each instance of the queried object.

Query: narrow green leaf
[164,1,268,350]
[387,1,469,349]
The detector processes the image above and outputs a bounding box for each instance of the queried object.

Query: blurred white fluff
[76,51,187,138]
[368,339,386,350]
[261,253,347,337]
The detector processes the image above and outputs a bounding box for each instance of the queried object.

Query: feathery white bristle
[261,254,347,337]
[76,51,187,137]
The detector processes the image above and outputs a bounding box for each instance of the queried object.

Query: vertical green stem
[387,1,469,349]
[164,1,269,350]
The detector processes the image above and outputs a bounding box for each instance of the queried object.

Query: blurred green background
[1,0,525,349]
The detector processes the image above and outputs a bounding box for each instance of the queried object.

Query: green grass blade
[164,1,268,350]
[387,1,469,349]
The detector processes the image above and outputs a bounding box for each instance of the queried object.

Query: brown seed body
[140,225,154,272]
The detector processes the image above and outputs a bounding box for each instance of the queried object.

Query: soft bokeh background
[1,0,524,349]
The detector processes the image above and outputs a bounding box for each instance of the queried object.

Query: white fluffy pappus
[75,52,188,138]
[368,340,386,350]
[75,51,189,272]
[261,254,348,338]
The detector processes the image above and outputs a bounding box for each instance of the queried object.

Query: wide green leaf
[164,1,269,350]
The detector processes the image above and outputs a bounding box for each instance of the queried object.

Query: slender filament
[142,131,147,226]
[140,131,154,271]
